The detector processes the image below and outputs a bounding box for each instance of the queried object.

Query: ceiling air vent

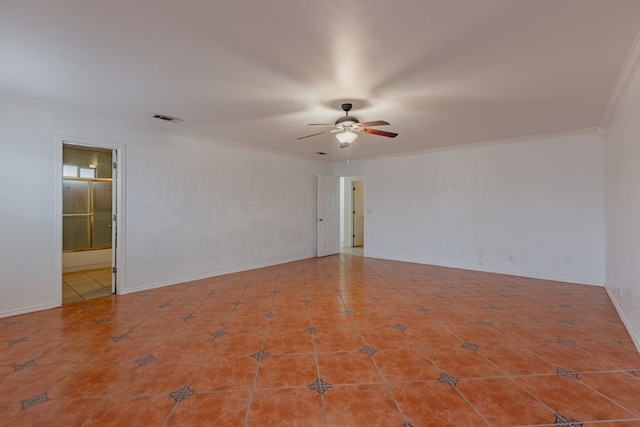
[315,152,328,155]
[153,114,183,123]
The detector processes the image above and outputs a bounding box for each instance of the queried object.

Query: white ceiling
[2,1,639,161]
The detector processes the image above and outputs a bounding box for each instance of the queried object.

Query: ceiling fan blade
[297,130,332,140]
[360,120,390,127]
[307,123,335,126]
[364,128,398,138]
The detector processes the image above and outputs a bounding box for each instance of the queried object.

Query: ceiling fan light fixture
[335,130,358,144]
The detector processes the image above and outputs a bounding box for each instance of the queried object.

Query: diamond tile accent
[250,350,271,361]
[478,320,493,328]
[112,333,129,343]
[303,299,312,304]
[557,338,575,347]
[232,301,242,307]
[264,312,275,319]
[94,318,110,325]
[269,290,280,296]
[8,337,28,346]
[417,307,430,314]
[462,342,479,352]
[558,318,574,325]
[498,294,510,298]
[81,305,95,311]
[13,360,36,372]
[437,372,459,388]
[554,413,583,426]
[169,385,195,403]
[308,378,332,395]
[489,305,503,311]
[181,314,194,322]
[211,330,226,338]
[21,392,49,411]
[615,339,625,345]
[5,320,22,327]
[370,296,380,302]
[556,367,579,380]
[359,346,378,356]
[343,309,354,316]
[158,302,170,309]
[393,323,408,331]
[136,354,157,367]
[404,423,414,427]
[305,326,318,335]
[627,370,637,377]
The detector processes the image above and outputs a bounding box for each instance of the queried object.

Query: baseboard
[0,302,59,319]
[605,287,640,353]
[363,252,604,287]
[119,255,313,295]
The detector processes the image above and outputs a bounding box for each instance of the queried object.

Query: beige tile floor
[62,268,112,304]
[341,245,363,256]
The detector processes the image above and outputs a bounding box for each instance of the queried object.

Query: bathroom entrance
[61,143,117,303]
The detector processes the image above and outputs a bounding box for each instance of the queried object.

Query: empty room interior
[2,1,640,426]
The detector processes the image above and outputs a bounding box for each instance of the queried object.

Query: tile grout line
[303,266,329,427]
[242,271,280,427]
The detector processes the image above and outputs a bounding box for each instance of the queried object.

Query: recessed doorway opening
[339,176,364,256]
[60,141,122,304]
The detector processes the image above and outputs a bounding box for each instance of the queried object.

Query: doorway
[60,141,121,304]
[352,180,364,247]
[339,176,364,256]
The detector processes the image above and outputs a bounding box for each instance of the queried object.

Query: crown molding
[600,29,640,130]
[355,127,600,163]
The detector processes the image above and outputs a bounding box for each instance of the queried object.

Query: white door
[352,180,364,246]
[317,174,340,257]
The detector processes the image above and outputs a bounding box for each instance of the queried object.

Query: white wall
[604,59,640,348]
[0,101,323,317]
[359,133,605,285]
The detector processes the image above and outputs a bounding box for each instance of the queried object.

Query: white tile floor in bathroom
[62,268,112,304]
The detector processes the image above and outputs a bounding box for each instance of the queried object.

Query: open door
[317,174,340,257]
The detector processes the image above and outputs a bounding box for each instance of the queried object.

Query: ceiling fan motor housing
[335,116,359,126]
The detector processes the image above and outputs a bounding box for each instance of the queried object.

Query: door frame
[341,175,364,248]
[54,136,125,305]
[352,180,364,247]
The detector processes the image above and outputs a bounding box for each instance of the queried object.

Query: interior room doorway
[340,176,364,256]
[352,180,364,247]
[61,142,120,303]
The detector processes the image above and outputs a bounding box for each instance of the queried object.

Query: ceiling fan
[297,103,398,148]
